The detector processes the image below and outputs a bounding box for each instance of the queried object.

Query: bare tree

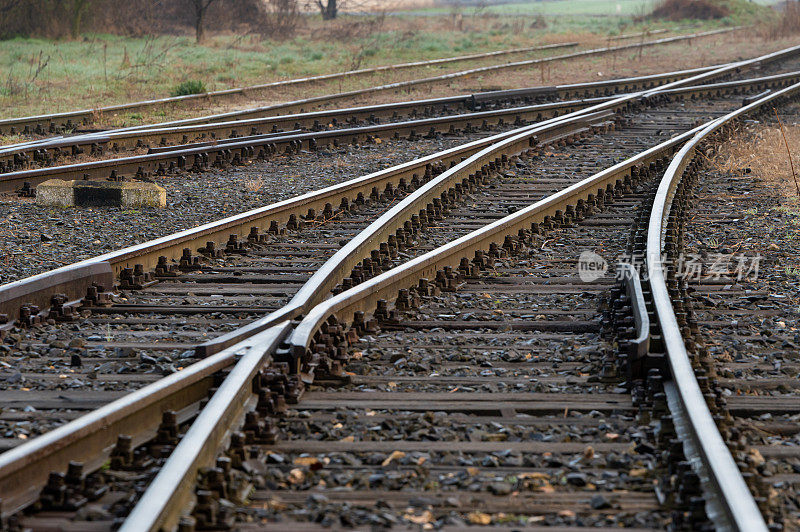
[191,0,218,42]
[70,0,90,38]
[316,0,336,20]
[261,0,302,38]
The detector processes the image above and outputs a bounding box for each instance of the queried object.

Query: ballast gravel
[0,133,504,285]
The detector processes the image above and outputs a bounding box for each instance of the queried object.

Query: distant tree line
[0,0,354,41]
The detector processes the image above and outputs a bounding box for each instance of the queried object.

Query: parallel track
[0,28,737,137]
[0,64,727,174]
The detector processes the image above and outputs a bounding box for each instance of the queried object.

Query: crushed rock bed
[684,115,800,529]
[0,133,504,285]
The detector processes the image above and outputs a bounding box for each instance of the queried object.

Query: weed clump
[171,80,207,97]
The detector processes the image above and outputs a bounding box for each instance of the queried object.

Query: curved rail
[0,98,608,190]
[3,50,798,527]
[643,79,800,532]
[0,326,285,518]
[124,114,707,532]
[2,41,797,339]
[0,102,619,522]
[11,42,770,327]
[130,76,800,532]
[6,67,800,181]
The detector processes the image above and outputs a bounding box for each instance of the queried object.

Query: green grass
[171,80,206,96]
[477,0,656,17]
[1,24,607,119]
[413,0,774,32]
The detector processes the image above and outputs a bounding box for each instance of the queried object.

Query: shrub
[171,80,207,97]
[649,0,730,21]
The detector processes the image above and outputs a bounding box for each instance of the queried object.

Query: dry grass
[711,124,800,203]
[758,0,800,40]
[244,177,265,192]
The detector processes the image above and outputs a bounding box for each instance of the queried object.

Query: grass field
[420,0,657,16]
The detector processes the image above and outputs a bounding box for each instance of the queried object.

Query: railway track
[0,41,578,138]
[4,65,800,195]
[0,28,737,138]
[1,45,799,530]
[0,63,733,174]
[646,100,800,530]
[115,81,800,531]
[4,65,800,184]
[3,48,795,363]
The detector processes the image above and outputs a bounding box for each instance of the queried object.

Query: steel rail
[194,109,616,356]
[0,333,251,519]
[6,65,797,175]
[0,27,739,141]
[117,322,291,532]
[124,54,775,528]
[0,53,794,525]
[0,63,724,170]
[5,65,799,195]
[0,110,604,525]
[0,98,606,190]
[285,126,700,356]
[643,81,800,532]
[0,112,602,322]
[2,39,797,324]
[2,43,795,344]
[185,62,800,356]
[101,28,742,132]
[609,28,670,40]
[125,64,800,531]
[122,128,697,532]
[0,63,722,166]
[0,42,578,136]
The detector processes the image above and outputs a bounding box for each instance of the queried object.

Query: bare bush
[648,0,730,21]
[260,0,303,38]
[0,0,272,40]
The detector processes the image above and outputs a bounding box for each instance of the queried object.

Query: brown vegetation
[0,0,417,40]
[649,0,730,21]
[711,124,800,202]
[762,0,800,39]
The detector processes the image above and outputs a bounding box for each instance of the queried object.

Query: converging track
[1,43,800,532]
